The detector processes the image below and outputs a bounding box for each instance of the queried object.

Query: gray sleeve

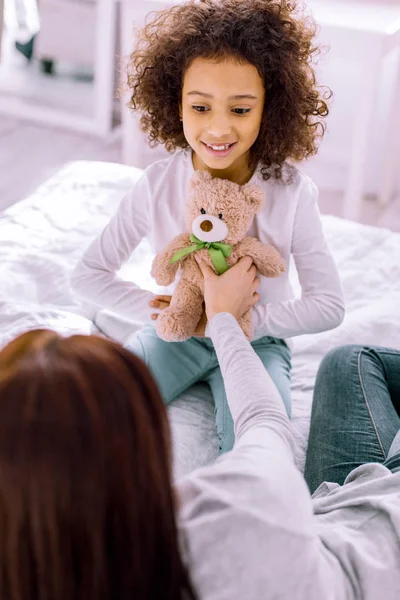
[178,313,331,599]
[208,312,295,460]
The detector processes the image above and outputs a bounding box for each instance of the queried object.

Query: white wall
[302,5,400,196]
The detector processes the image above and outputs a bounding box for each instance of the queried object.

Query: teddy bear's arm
[151,233,192,286]
[234,237,286,277]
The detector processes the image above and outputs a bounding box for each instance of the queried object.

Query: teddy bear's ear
[242,184,264,211]
[191,170,213,188]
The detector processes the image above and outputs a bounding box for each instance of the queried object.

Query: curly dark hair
[126,0,331,181]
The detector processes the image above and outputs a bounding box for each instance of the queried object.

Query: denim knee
[313,345,364,415]
[318,345,364,377]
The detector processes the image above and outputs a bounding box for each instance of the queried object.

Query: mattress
[1,160,400,478]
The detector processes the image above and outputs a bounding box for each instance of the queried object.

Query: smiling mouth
[203,142,236,151]
[201,141,237,157]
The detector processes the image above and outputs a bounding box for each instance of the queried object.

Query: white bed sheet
[1,161,400,478]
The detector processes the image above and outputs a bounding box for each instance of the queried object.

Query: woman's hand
[196,256,260,321]
[149,295,207,337]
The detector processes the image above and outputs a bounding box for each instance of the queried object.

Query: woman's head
[127,0,330,181]
[0,330,196,600]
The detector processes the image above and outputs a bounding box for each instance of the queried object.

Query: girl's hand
[150,295,207,337]
[196,256,260,321]
[150,295,171,320]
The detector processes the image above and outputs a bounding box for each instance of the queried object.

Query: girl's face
[181,57,265,184]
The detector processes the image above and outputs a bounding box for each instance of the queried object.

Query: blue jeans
[126,325,292,453]
[304,345,400,495]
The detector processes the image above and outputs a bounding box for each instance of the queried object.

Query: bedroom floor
[1,113,400,232]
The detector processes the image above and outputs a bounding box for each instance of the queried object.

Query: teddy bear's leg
[156,279,204,342]
[237,310,254,341]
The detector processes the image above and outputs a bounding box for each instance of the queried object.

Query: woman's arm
[252,179,345,339]
[198,257,295,461]
[71,174,154,324]
[180,260,322,596]
[209,312,294,457]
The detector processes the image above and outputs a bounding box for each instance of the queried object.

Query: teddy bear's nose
[200,220,213,233]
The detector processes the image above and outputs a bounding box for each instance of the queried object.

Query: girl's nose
[206,114,233,139]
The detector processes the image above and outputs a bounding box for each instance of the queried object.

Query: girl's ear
[242,184,264,211]
[191,170,213,187]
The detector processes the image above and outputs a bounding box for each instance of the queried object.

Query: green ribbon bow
[171,234,232,275]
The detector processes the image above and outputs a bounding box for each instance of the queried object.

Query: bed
[1,160,400,478]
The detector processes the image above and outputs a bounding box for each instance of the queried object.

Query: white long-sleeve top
[177,313,400,600]
[71,150,345,340]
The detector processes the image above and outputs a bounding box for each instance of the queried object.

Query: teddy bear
[151,170,286,342]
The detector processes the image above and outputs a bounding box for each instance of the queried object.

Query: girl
[72,0,344,453]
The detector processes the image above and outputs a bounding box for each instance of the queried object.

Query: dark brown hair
[126,0,330,181]
[0,329,196,600]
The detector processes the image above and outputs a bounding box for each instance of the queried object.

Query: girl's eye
[232,108,251,115]
[201,208,206,214]
[218,213,223,220]
[192,106,209,113]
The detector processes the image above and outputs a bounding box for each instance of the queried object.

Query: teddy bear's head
[185,171,264,246]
